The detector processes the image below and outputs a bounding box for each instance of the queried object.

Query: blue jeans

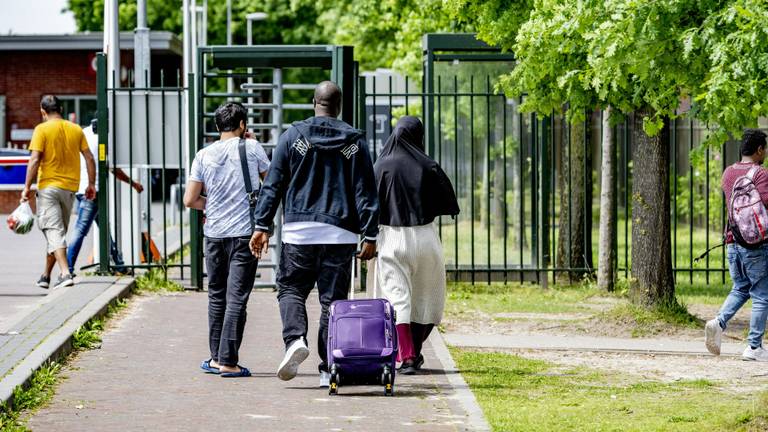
[66,194,125,274]
[717,244,768,348]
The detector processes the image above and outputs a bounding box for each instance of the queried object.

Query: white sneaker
[705,319,722,355]
[742,346,768,362]
[319,370,331,388]
[277,338,309,381]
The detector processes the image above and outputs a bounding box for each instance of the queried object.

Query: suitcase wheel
[329,365,339,396]
[382,366,394,396]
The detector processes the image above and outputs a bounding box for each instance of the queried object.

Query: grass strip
[452,348,768,432]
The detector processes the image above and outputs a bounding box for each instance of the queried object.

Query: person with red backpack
[706,129,768,361]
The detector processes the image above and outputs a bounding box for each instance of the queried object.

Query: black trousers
[276,243,356,372]
[205,236,258,366]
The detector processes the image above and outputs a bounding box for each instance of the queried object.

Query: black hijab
[374,116,460,227]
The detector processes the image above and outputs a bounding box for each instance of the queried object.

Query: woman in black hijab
[374,116,459,374]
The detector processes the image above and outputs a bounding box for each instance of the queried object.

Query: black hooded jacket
[253,116,379,241]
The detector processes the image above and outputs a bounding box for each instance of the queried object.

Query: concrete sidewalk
[443,332,745,357]
[28,291,488,432]
[0,277,134,405]
[0,217,77,332]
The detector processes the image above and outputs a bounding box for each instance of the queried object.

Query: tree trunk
[630,109,675,306]
[556,119,586,282]
[597,107,617,291]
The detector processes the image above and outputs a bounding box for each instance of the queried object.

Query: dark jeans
[66,194,125,274]
[205,236,258,366]
[276,243,356,372]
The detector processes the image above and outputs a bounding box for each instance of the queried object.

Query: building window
[59,96,97,127]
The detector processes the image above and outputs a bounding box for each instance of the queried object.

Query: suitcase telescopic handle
[349,254,356,300]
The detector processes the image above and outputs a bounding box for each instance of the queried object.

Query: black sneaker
[414,354,425,370]
[398,359,417,375]
[36,275,50,289]
[53,274,75,290]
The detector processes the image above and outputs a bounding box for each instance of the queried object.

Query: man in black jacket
[250,81,378,387]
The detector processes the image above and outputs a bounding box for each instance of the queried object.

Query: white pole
[190,2,198,80]
[107,0,120,87]
[202,0,208,46]
[102,0,110,55]
[182,0,190,87]
[182,0,191,194]
[226,0,232,45]
[246,18,252,128]
[226,0,232,95]
[134,0,151,88]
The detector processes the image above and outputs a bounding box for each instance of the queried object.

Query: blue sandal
[221,366,251,378]
[200,359,220,374]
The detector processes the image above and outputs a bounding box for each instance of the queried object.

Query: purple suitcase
[326,259,398,396]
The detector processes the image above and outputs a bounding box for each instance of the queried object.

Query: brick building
[0,32,181,213]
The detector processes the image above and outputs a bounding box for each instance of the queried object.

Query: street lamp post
[245,13,268,46]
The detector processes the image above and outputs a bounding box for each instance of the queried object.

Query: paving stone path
[29,291,487,432]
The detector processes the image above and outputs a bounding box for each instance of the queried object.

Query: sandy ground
[444,298,766,391]
[443,302,751,342]
[507,349,768,393]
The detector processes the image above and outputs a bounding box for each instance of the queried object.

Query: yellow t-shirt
[28,119,89,192]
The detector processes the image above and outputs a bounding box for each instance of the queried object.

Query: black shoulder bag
[238,138,273,235]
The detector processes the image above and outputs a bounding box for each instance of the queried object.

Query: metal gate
[191,45,356,289]
[358,35,558,284]
[95,54,191,280]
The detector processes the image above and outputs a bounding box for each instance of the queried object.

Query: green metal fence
[357,34,768,286]
[94,35,767,287]
[95,53,191,279]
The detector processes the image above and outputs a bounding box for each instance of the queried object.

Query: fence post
[189,71,203,290]
[584,113,593,272]
[423,36,435,157]
[96,53,111,275]
[331,46,355,126]
[539,115,551,279]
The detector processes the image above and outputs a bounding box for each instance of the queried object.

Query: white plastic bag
[6,202,35,235]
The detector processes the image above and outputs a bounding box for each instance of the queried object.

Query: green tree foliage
[67,0,326,46]
[444,0,534,56]
[296,0,462,75]
[68,0,182,34]
[683,0,768,143]
[466,0,706,306]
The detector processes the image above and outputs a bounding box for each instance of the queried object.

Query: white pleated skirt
[375,223,446,325]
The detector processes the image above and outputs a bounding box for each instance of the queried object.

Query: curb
[429,330,491,432]
[442,333,744,358]
[452,345,743,358]
[0,277,135,408]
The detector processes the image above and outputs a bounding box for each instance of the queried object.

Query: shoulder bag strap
[238,138,256,233]
[746,165,760,181]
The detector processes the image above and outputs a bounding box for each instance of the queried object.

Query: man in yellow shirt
[21,95,96,290]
